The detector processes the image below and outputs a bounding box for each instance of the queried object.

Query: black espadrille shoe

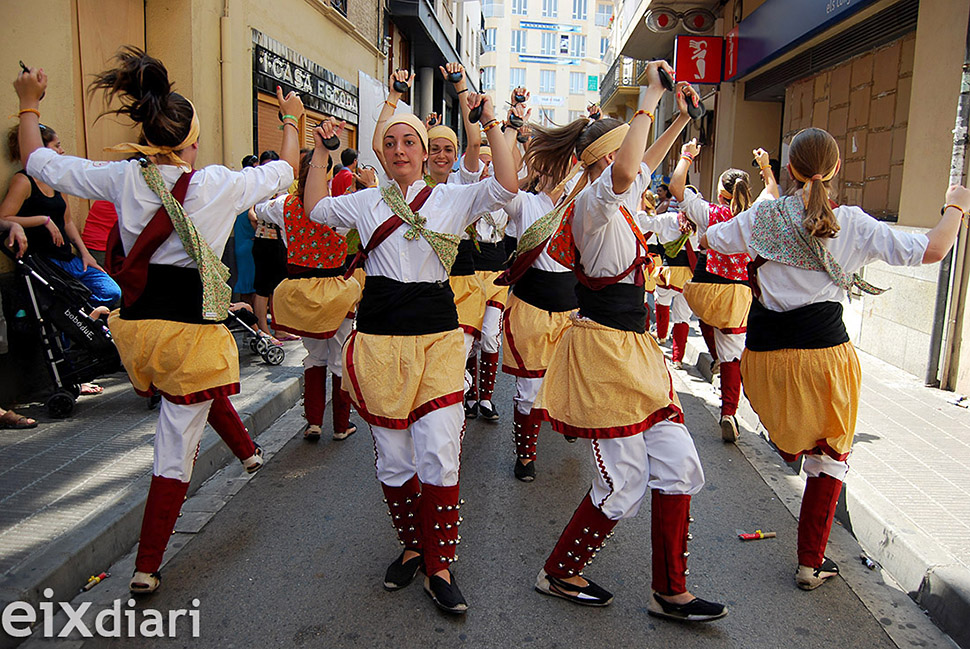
[424,574,468,614]
[514,459,536,482]
[535,570,613,607]
[383,551,422,591]
[647,592,727,622]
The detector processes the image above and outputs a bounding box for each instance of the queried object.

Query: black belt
[691,256,747,285]
[513,267,578,312]
[746,300,849,351]
[356,275,459,335]
[450,239,476,276]
[287,264,344,279]
[119,265,211,325]
[472,240,507,272]
[576,282,646,333]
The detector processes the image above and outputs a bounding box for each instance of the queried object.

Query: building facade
[601,0,970,392]
[480,0,613,126]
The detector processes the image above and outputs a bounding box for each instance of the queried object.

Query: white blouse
[308,177,515,283]
[503,190,569,274]
[572,161,653,285]
[26,147,293,267]
[706,202,929,311]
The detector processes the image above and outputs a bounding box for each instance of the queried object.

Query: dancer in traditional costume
[305,84,518,613]
[254,151,362,441]
[652,214,696,368]
[13,49,301,594]
[702,127,965,590]
[527,67,726,621]
[672,143,779,442]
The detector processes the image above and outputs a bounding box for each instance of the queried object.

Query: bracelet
[759,165,771,171]
[681,153,695,164]
[385,99,398,109]
[18,108,40,118]
[633,109,655,121]
[457,88,468,95]
[281,120,300,132]
[279,113,298,123]
[941,203,968,217]
[45,216,51,225]
[483,120,502,134]
[308,160,328,169]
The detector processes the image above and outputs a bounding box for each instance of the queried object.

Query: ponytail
[788,127,841,239]
[525,117,625,188]
[88,46,193,148]
[803,179,839,238]
[719,169,752,217]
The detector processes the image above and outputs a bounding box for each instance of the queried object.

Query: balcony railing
[331,0,347,16]
[600,54,637,106]
[635,58,648,81]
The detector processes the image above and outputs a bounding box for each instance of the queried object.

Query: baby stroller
[2,247,121,418]
[225,307,285,366]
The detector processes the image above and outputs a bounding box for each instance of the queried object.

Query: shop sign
[252,30,358,124]
[735,0,880,79]
[587,75,599,92]
[674,35,722,84]
[724,26,739,80]
[519,21,582,32]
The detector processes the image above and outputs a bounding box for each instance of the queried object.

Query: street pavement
[15,353,956,648]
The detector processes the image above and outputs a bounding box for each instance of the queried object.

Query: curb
[0,371,303,648]
[677,325,970,649]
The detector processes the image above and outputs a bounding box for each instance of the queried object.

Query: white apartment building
[480,0,614,126]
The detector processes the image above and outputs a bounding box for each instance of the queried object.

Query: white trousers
[463,332,476,393]
[655,287,691,323]
[302,318,354,376]
[371,403,465,488]
[713,329,745,363]
[154,398,212,482]
[514,376,543,415]
[803,453,849,481]
[587,420,705,521]
[478,305,503,354]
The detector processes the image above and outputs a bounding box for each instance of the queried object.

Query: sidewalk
[0,329,305,630]
[676,322,970,648]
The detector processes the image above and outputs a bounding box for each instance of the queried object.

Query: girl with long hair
[304,88,518,614]
[702,126,967,590]
[254,150,362,441]
[13,48,302,594]
[527,65,727,621]
[671,142,779,442]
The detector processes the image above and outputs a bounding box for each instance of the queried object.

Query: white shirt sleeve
[217,161,294,215]
[253,195,287,229]
[434,177,517,228]
[26,148,130,203]
[309,186,375,230]
[837,206,929,270]
[706,209,755,256]
[680,188,712,235]
[638,212,682,242]
[583,161,652,230]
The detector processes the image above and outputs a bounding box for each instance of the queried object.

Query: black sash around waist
[356,275,459,336]
[577,282,647,334]
[648,243,665,256]
[287,264,345,279]
[745,300,849,352]
[663,248,691,267]
[450,239,476,276]
[502,235,518,269]
[472,240,507,271]
[119,264,210,325]
[513,267,579,312]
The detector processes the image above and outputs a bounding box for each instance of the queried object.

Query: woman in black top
[1,124,121,308]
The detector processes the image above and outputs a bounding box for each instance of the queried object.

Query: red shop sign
[724,26,739,80]
[674,35,723,84]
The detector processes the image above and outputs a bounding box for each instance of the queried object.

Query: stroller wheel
[263,345,285,365]
[47,390,75,419]
[249,338,260,354]
[254,338,270,355]
[68,384,81,398]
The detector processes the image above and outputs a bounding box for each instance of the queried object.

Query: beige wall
[711,81,782,200]
[148,0,383,170]
[898,0,969,228]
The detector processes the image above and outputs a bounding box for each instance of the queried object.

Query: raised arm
[506,100,531,174]
[442,63,481,173]
[277,87,305,176]
[307,119,339,216]
[925,185,970,263]
[611,60,670,195]
[467,93,517,194]
[643,83,694,172]
[670,138,700,202]
[14,66,48,168]
[753,148,780,201]
[372,69,413,176]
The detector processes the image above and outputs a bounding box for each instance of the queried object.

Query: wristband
[45,216,51,225]
[281,120,299,132]
[632,109,655,122]
[941,203,968,217]
[457,88,468,95]
[18,108,40,118]
[385,99,398,109]
[279,114,298,123]
[680,153,695,164]
[483,120,502,134]
[759,165,771,172]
